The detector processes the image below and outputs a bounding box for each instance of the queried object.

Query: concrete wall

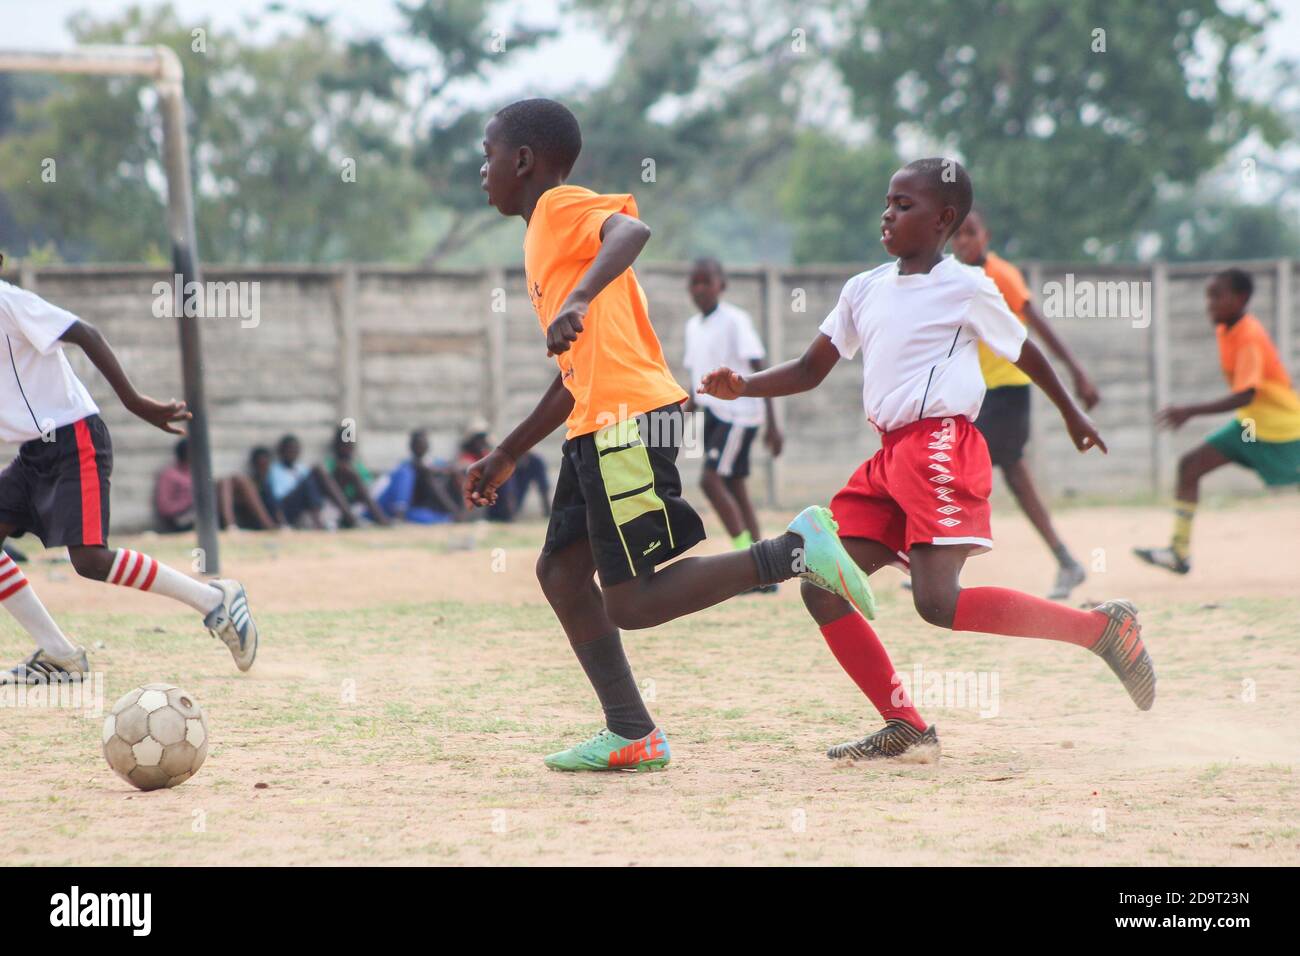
[4,258,1296,533]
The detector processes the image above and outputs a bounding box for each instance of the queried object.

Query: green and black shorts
[542,402,706,586]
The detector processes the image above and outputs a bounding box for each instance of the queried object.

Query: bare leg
[1001,459,1069,557]
[601,547,763,630]
[1176,443,1231,504]
[217,477,237,529]
[699,469,745,538]
[230,475,278,529]
[536,538,617,646]
[800,537,898,624]
[725,475,762,541]
[310,466,358,527]
[906,544,975,629]
[333,462,390,526]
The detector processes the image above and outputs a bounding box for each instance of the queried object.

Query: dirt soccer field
[2,496,1297,866]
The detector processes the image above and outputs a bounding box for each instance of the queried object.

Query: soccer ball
[102,683,209,791]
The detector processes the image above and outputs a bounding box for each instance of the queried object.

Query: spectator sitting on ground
[267,433,357,530]
[457,420,550,522]
[325,426,391,527]
[155,438,195,533]
[375,429,464,524]
[218,446,279,531]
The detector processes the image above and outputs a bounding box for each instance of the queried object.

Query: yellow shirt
[977,252,1033,389]
[1217,313,1300,442]
[523,185,687,439]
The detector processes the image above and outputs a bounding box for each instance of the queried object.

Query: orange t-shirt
[523,185,686,439]
[1216,313,1300,442]
[976,252,1033,389]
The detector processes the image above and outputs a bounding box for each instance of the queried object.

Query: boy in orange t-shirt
[951,208,1101,600]
[1136,268,1300,574]
[464,98,875,772]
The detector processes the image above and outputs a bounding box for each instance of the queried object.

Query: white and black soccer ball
[102,684,209,791]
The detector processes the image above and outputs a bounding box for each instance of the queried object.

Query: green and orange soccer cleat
[788,506,877,619]
[543,727,671,772]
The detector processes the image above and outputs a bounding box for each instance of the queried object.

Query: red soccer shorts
[830,416,994,567]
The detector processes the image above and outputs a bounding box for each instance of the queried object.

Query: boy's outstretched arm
[59,320,191,435]
[1023,300,1099,409]
[1156,389,1254,430]
[1014,340,1106,453]
[546,213,651,357]
[464,372,574,508]
[699,333,840,401]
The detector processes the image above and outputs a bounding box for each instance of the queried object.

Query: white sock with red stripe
[106,549,222,615]
[0,552,80,659]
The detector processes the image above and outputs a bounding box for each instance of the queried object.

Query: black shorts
[974,384,1031,468]
[0,414,112,547]
[542,402,706,587]
[702,408,759,478]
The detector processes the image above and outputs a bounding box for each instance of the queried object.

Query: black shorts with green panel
[542,402,706,586]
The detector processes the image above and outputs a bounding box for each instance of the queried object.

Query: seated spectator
[218,446,279,531]
[324,426,391,527]
[155,438,195,533]
[375,429,464,524]
[457,422,550,522]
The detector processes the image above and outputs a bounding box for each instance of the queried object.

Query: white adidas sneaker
[203,579,258,672]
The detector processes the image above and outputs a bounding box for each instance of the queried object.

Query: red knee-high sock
[953,587,1105,647]
[819,612,926,732]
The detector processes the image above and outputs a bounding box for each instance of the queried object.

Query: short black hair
[1215,268,1254,302]
[174,437,189,463]
[690,256,725,281]
[409,429,427,452]
[903,157,973,233]
[276,434,298,454]
[494,98,582,174]
[249,445,271,465]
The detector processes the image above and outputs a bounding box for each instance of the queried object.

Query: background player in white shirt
[682,258,783,582]
[699,159,1155,762]
[0,270,258,682]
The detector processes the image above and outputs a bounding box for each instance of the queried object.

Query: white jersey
[818,256,1027,433]
[0,280,99,444]
[684,300,766,426]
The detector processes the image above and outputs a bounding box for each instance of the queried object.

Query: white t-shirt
[684,300,767,426]
[0,280,99,444]
[819,256,1027,433]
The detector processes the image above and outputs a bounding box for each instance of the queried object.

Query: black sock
[571,632,655,740]
[749,531,804,586]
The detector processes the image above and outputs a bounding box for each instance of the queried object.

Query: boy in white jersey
[682,258,783,574]
[0,270,258,683]
[699,159,1155,761]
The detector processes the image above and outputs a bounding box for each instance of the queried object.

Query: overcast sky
[3,0,1298,111]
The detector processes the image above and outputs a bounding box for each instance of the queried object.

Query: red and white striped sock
[106,549,221,616]
[0,552,80,659]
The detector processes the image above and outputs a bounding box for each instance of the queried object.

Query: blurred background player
[700,159,1154,761]
[0,278,258,682]
[951,207,1100,600]
[1135,268,1300,573]
[682,257,783,591]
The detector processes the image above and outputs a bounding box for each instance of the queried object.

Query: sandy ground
[1,495,1297,866]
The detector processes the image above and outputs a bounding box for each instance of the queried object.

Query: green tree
[779,132,900,264]
[0,4,423,263]
[832,0,1289,260]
